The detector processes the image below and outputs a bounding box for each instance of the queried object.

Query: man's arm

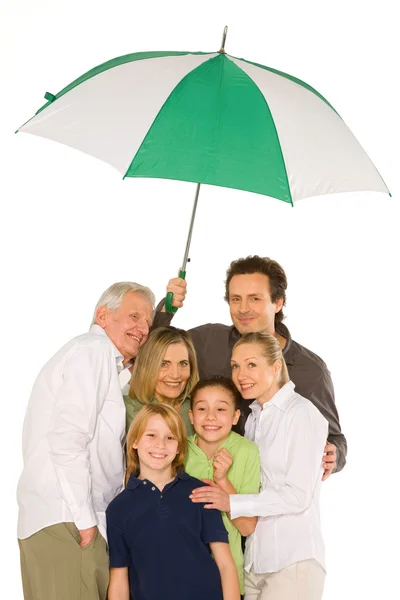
[151,277,187,329]
[47,345,110,543]
[305,368,347,473]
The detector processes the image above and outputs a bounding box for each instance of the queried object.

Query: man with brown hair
[158,256,347,477]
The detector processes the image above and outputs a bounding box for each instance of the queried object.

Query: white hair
[91,282,156,325]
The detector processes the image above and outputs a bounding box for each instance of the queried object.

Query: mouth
[162,382,182,388]
[240,383,255,392]
[148,452,168,459]
[127,333,141,344]
[202,425,222,431]
[238,316,255,324]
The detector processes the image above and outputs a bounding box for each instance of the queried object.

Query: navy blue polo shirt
[106,471,228,600]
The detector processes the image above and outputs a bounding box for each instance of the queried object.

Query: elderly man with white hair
[17,279,181,600]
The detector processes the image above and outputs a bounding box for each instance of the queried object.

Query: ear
[188,409,194,425]
[274,296,284,313]
[132,441,138,450]
[274,360,282,378]
[232,409,241,426]
[95,305,108,329]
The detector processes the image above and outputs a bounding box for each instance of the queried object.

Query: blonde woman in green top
[125,326,199,435]
[185,377,260,595]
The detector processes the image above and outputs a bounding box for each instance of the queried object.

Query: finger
[201,479,219,487]
[322,468,332,481]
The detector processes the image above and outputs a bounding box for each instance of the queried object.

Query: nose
[238,299,249,313]
[170,363,180,379]
[137,319,149,336]
[154,436,166,449]
[205,409,217,421]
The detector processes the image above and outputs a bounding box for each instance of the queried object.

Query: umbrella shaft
[181,183,201,271]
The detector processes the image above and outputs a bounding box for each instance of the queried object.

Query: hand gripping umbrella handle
[165,269,186,314]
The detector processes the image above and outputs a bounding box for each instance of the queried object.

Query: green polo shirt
[124,395,194,436]
[185,431,260,593]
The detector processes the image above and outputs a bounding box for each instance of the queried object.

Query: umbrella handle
[165,269,186,314]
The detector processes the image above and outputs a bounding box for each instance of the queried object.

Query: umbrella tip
[219,25,228,53]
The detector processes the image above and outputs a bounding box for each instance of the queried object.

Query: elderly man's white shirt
[230,381,328,574]
[17,325,128,541]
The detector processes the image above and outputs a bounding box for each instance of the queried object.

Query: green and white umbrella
[18,28,389,311]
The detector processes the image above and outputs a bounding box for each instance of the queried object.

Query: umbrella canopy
[18,50,389,204]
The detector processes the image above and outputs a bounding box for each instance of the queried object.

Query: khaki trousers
[18,523,109,600]
[244,559,325,600]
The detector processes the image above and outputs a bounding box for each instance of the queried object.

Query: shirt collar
[89,324,129,373]
[126,470,189,490]
[189,431,235,457]
[250,381,295,414]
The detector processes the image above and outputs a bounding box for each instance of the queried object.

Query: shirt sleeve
[47,345,112,530]
[230,405,328,519]
[306,368,347,472]
[200,505,229,545]
[237,444,261,494]
[106,504,131,568]
[151,298,174,328]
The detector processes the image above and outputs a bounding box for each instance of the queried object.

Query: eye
[251,297,260,302]
[217,408,226,412]
[231,364,238,370]
[146,433,155,438]
[161,361,169,368]
[179,361,189,367]
[131,314,138,320]
[230,297,239,303]
[167,435,176,441]
[248,362,256,368]
[196,407,205,411]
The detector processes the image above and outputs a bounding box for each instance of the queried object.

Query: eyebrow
[230,292,264,297]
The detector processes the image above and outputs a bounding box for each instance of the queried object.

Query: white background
[1,1,399,598]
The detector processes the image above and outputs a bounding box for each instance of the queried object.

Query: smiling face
[96,291,153,363]
[189,386,240,447]
[133,414,179,477]
[231,342,282,405]
[154,342,191,402]
[228,273,283,335]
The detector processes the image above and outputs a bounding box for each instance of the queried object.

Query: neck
[154,392,182,407]
[257,383,281,406]
[138,464,175,491]
[195,434,229,460]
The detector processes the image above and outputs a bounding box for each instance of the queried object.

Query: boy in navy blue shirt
[106,403,240,600]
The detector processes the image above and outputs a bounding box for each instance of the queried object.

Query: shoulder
[124,395,144,410]
[106,489,130,519]
[188,323,232,340]
[227,431,259,455]
[179,472,206,489]
[287,393,329,426]
[289,337,329,376]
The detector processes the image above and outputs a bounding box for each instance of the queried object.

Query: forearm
[217,477,257,536]
[212,545,240,600]
[108,568,130,600]
[151,298,174,327]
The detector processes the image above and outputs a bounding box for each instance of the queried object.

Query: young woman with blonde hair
[106,403,240,600]
[125,326,199,435]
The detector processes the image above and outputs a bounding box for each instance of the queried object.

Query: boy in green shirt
[185,377,260,595]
